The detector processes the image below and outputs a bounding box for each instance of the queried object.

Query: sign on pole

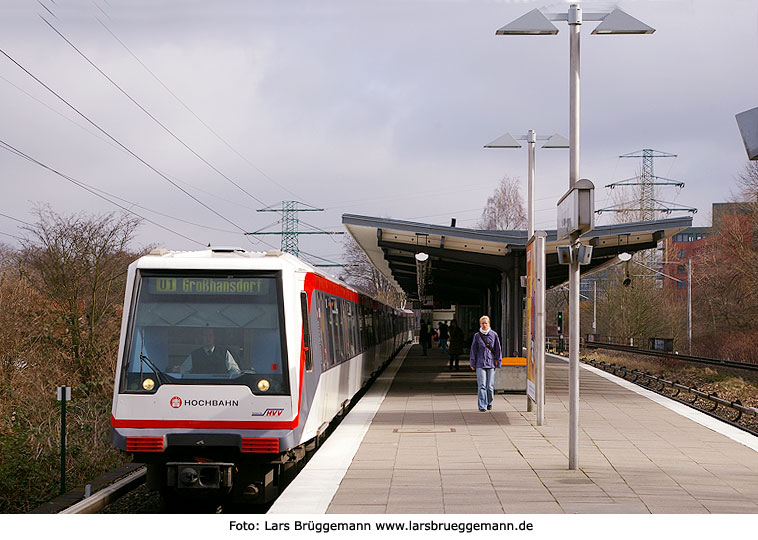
[56,386,71,402]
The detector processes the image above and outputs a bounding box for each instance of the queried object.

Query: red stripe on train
[111,414,297,430]
[304,272,359,306]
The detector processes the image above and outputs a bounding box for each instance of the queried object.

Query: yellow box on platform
[495,357,527,393]
[500,356,526,367]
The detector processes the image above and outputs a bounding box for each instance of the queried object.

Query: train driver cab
[119,271,290,396]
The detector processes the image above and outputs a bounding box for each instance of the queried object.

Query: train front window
[120,272,288,394]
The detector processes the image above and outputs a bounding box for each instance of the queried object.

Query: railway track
[578,351,758,437]
[583,341,758,372]
[60,467,147,514]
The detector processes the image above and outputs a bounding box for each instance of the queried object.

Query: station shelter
[342,213,693,357]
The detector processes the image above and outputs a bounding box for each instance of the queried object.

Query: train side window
[325,295,336,366]
[317,293,329,369]
[339,299,348,362]
[347,301,357,358]
[330,296,343,364]
[353,303,360,355]
[339,298,348,361]
[340,299,350,361]
[359,304,366,353]
[344,300,352,358]
[300,292,313,372]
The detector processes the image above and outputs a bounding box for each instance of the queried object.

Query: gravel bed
[585,349,758,434]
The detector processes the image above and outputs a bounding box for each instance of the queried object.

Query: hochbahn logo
[169,396,239,408]
[252,408,285,417]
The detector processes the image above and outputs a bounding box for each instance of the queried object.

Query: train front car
[110,248,306,504]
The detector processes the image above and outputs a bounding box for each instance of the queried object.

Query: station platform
[268,344,758,514]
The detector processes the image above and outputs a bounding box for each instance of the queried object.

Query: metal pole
[568,3,581,471]
[593,279,598,336]
[527,129,536,238]
[688,259,692,354]
[536,231,546,425]
[526,129,536,414]
[60,387,66,495]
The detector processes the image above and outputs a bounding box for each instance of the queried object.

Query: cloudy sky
[0,0,756,267]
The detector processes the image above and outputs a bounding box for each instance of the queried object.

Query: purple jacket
[469,330,502,369]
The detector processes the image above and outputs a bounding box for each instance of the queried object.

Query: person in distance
[469,315,502,412]
[447,319,465,371]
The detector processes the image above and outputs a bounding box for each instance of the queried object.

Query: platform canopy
[342,213,693,303]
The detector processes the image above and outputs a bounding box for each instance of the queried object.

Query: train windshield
[120,271,289,395]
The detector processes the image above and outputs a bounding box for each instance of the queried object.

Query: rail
[583,341,758,372]
[58,466,146,514]
[583,356,758,433]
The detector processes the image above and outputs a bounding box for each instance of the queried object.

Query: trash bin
[494,357,526,393]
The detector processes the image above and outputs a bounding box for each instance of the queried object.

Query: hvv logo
[251,408,284,417]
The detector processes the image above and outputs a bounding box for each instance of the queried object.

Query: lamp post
[496,3,654,470]
[484,131,569,237]
[485,131,567,423]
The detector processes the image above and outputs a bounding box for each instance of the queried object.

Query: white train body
[110,248,412,503]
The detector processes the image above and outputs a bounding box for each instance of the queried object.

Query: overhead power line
[94,16,306,203]
[0,45,252,236]
[0,230,24,241]
[0,212,35,227]
[0,138,206,246]
[40,14,270,208]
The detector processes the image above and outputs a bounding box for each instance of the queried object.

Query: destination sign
[149,277,269,295]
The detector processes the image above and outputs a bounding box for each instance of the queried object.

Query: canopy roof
[342,213,693,302]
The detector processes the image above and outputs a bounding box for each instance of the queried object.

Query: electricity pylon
[251,201,342,257]
[597,149,697,219]
[597,149,696,266]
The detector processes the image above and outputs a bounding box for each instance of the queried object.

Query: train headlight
[142,378,155,391]
[257,379,270,392]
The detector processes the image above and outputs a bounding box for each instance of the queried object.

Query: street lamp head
[541,133,570,149]
[591,8,655,35]
[484,132,522,149]
[736,106,758,160]
[617,252,632,262]
[496,8,559,35]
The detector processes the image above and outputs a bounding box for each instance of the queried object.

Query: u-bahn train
[109,247,414,504]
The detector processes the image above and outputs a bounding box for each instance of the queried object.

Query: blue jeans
[440,338,448,353]
[476,367,495,410]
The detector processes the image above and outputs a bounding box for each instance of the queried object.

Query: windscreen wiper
[139,352,166,385]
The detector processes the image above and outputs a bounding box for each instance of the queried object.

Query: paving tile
[502,501,564,514]
[559,501,650,514]
[444,502,505,514]
[319,346,758,516]
[338,477,392,490]
[330,487,390,506]
[326,504,386,514]
[495,487,556,504]
[699,499,758,513]
[385,503,445,513]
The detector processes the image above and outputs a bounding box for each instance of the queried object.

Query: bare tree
[477,175,527,230]
[735,161,758,202]
[19,205,143,383]
[341,235,405,308]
